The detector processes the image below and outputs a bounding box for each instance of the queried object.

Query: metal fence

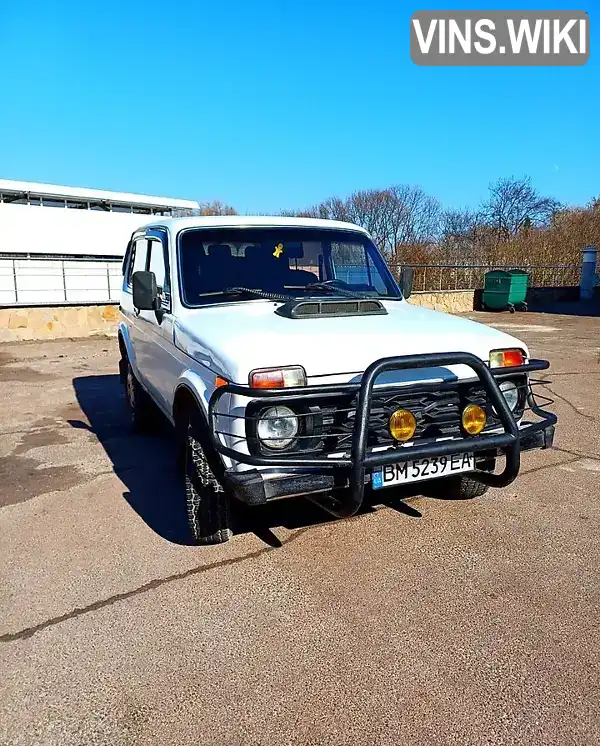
[0,254,582,306]
[390,263,581,293]
[0,254,122,306]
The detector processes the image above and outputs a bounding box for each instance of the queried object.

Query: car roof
[141,215,370,236]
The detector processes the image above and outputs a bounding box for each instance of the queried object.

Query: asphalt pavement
[1,310,599,745]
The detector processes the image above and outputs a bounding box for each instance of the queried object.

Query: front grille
[317,379,523,453]
[245,377,526,457]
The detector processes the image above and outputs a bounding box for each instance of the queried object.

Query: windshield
[178,227,401,306]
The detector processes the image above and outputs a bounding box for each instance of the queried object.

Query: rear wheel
[125,362,159,433]
[184,410,232,544]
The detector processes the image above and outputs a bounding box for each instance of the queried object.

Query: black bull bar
[208,352,556,517]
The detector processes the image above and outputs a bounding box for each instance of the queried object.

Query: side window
[127,237,148,283]
[148,239,168,294]
[147,235,171,311]
[122,239,133,276]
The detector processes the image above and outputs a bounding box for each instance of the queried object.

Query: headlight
[256,406,299,450]
[499,380,519,411]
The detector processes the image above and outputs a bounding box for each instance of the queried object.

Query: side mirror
[400,266,414,300]
[132,271,158,310]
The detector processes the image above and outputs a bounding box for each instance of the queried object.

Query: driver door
[131,231,178,415]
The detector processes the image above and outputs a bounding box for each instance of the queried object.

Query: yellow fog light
[462,404,487,435]
[389,409,417,442]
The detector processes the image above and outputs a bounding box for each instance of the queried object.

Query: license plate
[371,453,475,489]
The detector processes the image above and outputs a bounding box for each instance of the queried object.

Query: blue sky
[0,1,597,214]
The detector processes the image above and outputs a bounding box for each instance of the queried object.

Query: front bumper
[223,420,556,506]
[209,353,557,517]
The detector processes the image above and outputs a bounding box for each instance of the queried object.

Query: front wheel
[185,412,233,544]
[444,474,490,499]
[426,474,490,500]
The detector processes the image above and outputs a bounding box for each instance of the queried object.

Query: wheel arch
[118,321,137,378]
[173,383,206,438]
[173,381,226,477]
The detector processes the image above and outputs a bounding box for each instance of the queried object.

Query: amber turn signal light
[462,404,487,435]
[489,349,525,368]
[389,409,417,442]
[249,366,307,389]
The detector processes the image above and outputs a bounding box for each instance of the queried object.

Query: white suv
[119,216,556,544]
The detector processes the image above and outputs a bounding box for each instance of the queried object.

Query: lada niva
[118,216,556,543]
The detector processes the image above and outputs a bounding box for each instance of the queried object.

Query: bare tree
[280,196,348,221]
[440,207,491,260]
[320,196,350,222]
[482,176,560,240]
[344,189,395,251]
[280,176,598,270]
[286,185,440,258]
[386,185,441,250]
[197,200,237,216]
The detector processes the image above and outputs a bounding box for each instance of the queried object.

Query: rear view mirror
[132,271,158,310]
[399,266,414,300]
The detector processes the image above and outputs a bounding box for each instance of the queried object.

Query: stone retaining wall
[408,290,476,313]
[0,304,120,342]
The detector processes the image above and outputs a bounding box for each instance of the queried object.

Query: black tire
[125,362,158,433]
[424,472,490,500]
[440,474,490,499]
[185,411,232,544]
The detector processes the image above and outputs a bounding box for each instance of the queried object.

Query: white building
[0,179,199,305]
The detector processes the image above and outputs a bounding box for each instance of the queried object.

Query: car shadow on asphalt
[70,374,194,544]
[71,374,424,547]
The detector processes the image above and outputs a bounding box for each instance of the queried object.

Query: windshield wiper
[197,284,371,303]
[193,287,288,301]
[224,287,290,301]
[302,281,370,300]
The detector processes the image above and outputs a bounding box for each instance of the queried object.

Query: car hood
[174,299,528,385]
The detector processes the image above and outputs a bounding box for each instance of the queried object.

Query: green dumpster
[482,270,529,313]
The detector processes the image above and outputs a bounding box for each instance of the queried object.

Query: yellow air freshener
[273,242,284,259]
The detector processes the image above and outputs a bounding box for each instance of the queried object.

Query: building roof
[0,179,199,210]
[141,214,369,234]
